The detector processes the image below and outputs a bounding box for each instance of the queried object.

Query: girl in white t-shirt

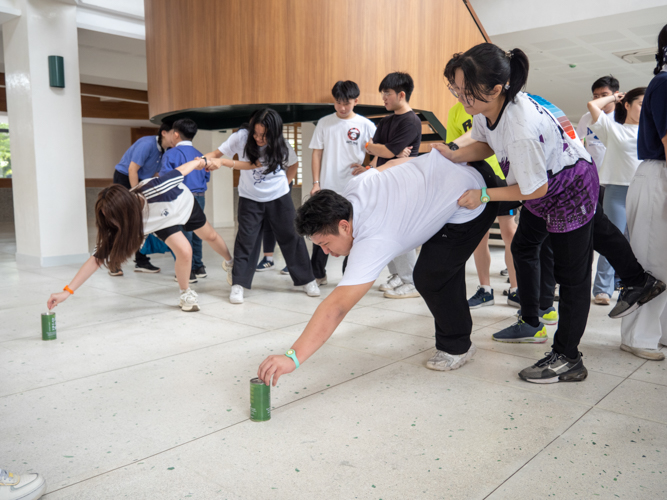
[436,43,661,384]
[205,108,319,304]
[46,158,233,313]
[588,87,646,304]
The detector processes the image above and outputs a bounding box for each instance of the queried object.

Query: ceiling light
[613,47,657,64]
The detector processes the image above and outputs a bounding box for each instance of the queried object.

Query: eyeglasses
[448,85,474,104]
[380,91,394,98]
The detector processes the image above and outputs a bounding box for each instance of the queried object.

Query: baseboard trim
[15,252,90,268]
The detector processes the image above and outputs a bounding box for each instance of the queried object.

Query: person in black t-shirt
[353,72,422,299]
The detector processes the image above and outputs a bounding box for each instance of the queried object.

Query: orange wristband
[365,141,370,150]
[365,166,371,170]
[64,285,74,295]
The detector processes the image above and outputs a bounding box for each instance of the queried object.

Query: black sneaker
[609,274,666,319]
[194,266,207,278]
[134,260,161,273]
[173,271,198,283]
[519,350,588,384]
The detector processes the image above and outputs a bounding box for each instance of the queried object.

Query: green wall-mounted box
[48,55,65,88]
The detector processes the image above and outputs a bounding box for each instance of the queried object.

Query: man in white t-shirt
[309,81,376,284]
[257,151,502,386]
[575,75,619,170]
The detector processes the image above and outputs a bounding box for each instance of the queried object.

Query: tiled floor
[1,222,665,499]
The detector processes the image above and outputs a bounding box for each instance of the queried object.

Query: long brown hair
[94,185,145,271]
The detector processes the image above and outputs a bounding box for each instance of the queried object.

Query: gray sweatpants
[387,249,417,285]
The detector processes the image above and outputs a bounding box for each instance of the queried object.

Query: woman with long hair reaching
[47,158,233,313]
[205,108,319,304]
[434,43,664,383]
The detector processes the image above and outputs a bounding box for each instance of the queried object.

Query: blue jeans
[593,184,628,296]
[185,195,206,270]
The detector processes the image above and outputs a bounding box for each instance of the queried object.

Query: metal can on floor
[41,312,57,341]
[250,377,270,422]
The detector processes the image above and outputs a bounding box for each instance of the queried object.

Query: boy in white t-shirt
[575,75,619,171]
[256,151,501,386]
[309,81,377,284]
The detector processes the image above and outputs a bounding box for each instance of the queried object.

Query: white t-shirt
[132,169,195,234]
[471,92,591,196]
[309,113,377,193]
[576,110,614,169]
[589,111,640,186]
[338,152,485,287]
[218,129,298,202]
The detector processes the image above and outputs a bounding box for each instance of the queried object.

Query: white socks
[481,285,492,293]
[265,255,274,262]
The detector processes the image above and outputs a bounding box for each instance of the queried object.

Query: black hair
[243,108,289,175]
[157,122,171,150]
[172,118,198,141]
[614,87,646,124]
[378,72,415,102]
[591,75,620,94]
[444,43,529,103]
[655,24,667,76]
[332,80,360,102]
[295,190,353,237]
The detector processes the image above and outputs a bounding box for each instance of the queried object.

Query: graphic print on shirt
[252,165,282,186]
[462,119,473,132]
[347,128,360,142]
[499,157,510,177]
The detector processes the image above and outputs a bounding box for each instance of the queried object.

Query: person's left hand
[206,158,223,171]
[257,354,297,386]
[458,189,483,209]
[350,163,367,176]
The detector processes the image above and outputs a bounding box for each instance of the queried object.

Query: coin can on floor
[41,312,57,341]
[250,377,271,422]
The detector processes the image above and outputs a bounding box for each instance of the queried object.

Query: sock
[509,287,517,294]
[523,316,540,328]
[225,259,233,266]
[180,288,189,293]
[481,285,492,293]
[265,255,274,262]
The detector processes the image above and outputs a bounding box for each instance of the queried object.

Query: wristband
[313,181,320,184]
[284,349,299,369]
[480,187,491,203]
[365,141,370,150]
[64,285,74,295]
[365,166,371,170]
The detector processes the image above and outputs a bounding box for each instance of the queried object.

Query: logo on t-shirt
[347,128,360,141]
[462,119,473,132]
[161,209,169,217]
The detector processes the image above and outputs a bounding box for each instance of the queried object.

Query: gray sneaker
[519,350,588,384]
[609,274,666,319]
[426,344,476,371]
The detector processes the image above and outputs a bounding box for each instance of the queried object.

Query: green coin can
[41,312,57,341]
[249,377,271,422]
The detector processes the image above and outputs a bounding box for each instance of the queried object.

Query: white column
[193,129,234,228]
[300,122,316,197]
[4,0,89,267]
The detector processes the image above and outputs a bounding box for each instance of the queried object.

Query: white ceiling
[473,2,667,123]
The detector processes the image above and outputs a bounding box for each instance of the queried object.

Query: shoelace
[535,351,560,367]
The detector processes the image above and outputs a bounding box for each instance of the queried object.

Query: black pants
[112,170,151,266]
[311,243,329,279]
[233,193,314,288]
[261,219,277,254]
[513,208,596,359]
[413,202,499,355]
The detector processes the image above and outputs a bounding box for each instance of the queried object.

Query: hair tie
[506,50,513,60]
[504,84,510,90]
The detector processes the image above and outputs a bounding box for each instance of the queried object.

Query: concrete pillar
[4,0,89,267]
[300,122,316,199]
[193,129,234,228]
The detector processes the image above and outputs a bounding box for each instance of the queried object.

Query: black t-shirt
[373,111,422,166]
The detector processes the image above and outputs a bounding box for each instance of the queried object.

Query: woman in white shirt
[587,87,646,306]
[205,108,319,304]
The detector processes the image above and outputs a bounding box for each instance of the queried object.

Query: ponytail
[614,87,646,125]
[654,24,667,76]
[444,43,529,104]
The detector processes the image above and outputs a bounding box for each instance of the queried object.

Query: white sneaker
[179,288,200,312]
[384,283,420,299]
[0,469,47,500]
[222,259,233,286]
[426,344,477,371]
[230,284,244,304]
[620,344,665,361]
[316,276,328,286]
[379,274,403,292]
[594,293,611,305]
[303,280,320,297]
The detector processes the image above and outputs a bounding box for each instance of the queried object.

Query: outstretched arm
[588,93,622,124]
[47,255,101,310]
[257,282,373,386]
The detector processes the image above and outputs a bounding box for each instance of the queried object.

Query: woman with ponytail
[587,87,646,305]
[619,24,667,361]
[435,43,664,384]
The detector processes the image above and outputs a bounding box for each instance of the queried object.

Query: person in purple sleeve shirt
[160,118,210,283]
[436,43,664,384]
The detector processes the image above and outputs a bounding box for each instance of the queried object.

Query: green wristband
[285,349,299,369]
[480,187,491,203]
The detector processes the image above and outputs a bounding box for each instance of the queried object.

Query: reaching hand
[431,143,455,160]
[310,183,321,196]
[397,146,413,158]
[206,157,224,171]
[350,163,367,176]
[47,291,71,310]
[457,189,483,210]
[257,354,297,386]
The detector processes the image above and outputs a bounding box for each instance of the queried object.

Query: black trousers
[261,219,277,254]
[413,202,499,355]
[513,208,596,359]
[233,193,314,288]
[311,243,329,279]
[112,170,150,266]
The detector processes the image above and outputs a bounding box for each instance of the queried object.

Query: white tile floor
[1,222,665,499]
